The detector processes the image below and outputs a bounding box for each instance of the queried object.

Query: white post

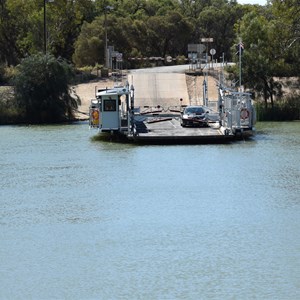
[239,39,243,90]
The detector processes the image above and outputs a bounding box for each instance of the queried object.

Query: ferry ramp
[128,72,190,109]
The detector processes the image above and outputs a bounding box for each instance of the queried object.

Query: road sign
[166,56,172,63]
[210,48,216,55]
[188,44,206,53]
[198,44,206,53]
[116,53,123,62]
[201,38,213,43]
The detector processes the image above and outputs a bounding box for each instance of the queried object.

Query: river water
[1,122,299,299]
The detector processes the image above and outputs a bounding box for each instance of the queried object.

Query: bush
[176,55,187,65]
[0,65,5,84]
[13,53,80,123]
[256,95,300,121]
[0,65,16,84]
[0,87,24,124]
[73,65,100,84]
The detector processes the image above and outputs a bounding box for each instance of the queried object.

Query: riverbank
[73,78,115,120]
[73,73,220,120]
[1,71,299,124]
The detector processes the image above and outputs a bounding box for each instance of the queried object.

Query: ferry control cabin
[89,83,135,135]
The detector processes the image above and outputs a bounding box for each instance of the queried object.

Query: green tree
[234,0,300,107]
[195,0,251,61]
[270,0,300,75]
[0,0,97,65]
[47,0,97,61]
[233,11,285,108]
[145,12,194,57]
[72,17,106,67]
[0,0,37,65]
[14,53,80,123]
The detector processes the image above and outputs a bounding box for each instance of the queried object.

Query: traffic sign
[201,38,213,43]
[210,48,216,55]
[166,56,172,63]
[116,53,123,62]
[188,44,206,53]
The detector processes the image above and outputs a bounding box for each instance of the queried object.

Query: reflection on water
[1,122,300,299]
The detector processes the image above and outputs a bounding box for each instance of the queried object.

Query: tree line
[1,0,297,70]
[0,0,299,122]
[0,0,242,66]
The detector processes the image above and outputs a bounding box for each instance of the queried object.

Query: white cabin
[90,84,135,134]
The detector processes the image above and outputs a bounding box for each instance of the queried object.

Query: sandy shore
[73,78,115,119]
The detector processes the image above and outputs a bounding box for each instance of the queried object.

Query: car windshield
[184,107,204,114]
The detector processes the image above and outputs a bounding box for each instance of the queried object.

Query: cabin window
[104,99,116,111]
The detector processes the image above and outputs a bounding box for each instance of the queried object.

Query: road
[128,64,219,109]
[128,65,190,108]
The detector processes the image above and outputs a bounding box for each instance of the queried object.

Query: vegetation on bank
[0,0,299,123]
[0,54,80,124]
[0,86,20,124]
[256,93,300,121]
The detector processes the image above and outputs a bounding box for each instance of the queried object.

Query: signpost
[166,56,173,63]
[187,44,206,70]
[188,44,206,53]
[209,48,216,56]
[201,38,213,106]
[201,38,213,43]
[116,53,123,62]
[210,48,216,68]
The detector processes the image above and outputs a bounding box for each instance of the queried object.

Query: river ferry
[89,79,255,143]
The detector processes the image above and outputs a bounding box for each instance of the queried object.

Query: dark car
[181,106,208,127]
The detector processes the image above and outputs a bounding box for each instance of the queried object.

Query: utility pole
[239,42,242,89]
[43,0,54,55]
[44,0,47,54]
[238,39,244,90]
[104,5,113,68]
[104,8,107,67]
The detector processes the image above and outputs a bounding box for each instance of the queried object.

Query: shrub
[256,95,300,121]
[0,65,16,84]
[0,87,24,124]
[13,53,80,123]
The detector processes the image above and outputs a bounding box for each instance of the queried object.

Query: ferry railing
[222,93,254,134]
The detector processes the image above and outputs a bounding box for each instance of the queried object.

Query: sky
[238,0,267,5]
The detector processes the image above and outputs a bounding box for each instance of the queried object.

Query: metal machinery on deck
[219,87,256,136]
[89,83,135,135]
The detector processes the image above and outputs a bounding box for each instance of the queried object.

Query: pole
[239,39,242,90]
[43,0,54,54]
[44,0,46,54]
[205,53,208,106]
[104,8,107,68]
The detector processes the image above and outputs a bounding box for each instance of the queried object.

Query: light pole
[43,0,54,54]
[104,7,107,67]
[104,5,113,68]
[44,0,46,54]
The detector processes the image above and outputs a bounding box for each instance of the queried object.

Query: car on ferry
[181,105,208,127]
